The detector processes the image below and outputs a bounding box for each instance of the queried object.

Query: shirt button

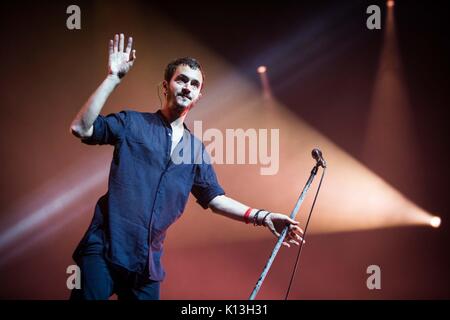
[168,132,172,136]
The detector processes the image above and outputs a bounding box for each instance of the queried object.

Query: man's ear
[162,81,168,95]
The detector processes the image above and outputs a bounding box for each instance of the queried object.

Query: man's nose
[182,87,190,94]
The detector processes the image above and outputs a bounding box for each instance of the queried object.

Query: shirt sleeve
[81,111,129,146]
[191,146,226,209]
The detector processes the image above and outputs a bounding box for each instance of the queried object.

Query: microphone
[311,148,327,168]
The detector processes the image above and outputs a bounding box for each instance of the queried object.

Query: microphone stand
[249,161,323,300]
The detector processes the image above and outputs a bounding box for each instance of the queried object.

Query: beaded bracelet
[261,211,272,226]
[252,209,266,226]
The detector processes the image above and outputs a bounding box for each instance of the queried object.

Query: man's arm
[208,195,304,247]
[70,33,136,138]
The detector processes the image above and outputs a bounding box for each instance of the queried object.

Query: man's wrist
[250,209,271,226]
[260,211,272,226]
[251,209,263,226]
[106,73,122,85]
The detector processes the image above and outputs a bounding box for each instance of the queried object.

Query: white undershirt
[170,124,184,155]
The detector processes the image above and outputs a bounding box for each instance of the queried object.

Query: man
[69,33,303,300]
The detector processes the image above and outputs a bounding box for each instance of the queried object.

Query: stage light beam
[257,65,272,99]
[257,66,267,74]
[430,216,441,228]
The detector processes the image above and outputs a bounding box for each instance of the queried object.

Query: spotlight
[430,216,441,228]
[257,66,267,74]
[387,0,394,8]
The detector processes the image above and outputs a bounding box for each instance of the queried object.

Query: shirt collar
[156,109,191,132]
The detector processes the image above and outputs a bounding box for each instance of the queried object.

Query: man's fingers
[109,39,114,56]
[126,37,133,56]
[287,230,306,243]
[289,231,301,241]
[282,242,290,248]
[119,33,125,52]
[131,49,136,61]
[289,224,304,235]
[114,34,119,53]
[289,228,303,238]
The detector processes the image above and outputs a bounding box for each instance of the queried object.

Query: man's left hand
[263,213,304,248]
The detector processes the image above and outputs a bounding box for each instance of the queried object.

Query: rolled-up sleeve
[81,111,129,146]
[191,148,225,209]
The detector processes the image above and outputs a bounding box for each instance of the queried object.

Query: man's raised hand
[108,33,136,79]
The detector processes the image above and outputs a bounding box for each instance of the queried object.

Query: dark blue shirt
[72,109,225,281]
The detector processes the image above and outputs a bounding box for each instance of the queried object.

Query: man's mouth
[178,94,191,100]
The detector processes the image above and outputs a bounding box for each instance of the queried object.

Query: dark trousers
[69,251,160,300]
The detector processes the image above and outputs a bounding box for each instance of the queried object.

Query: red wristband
[244,207,253,224]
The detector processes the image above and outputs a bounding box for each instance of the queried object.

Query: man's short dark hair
[164,57,205,87]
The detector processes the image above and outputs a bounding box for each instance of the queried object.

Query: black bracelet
[261,211,272,226]
[252,209,265,226]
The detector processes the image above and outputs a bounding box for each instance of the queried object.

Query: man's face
[165,64,203,112]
